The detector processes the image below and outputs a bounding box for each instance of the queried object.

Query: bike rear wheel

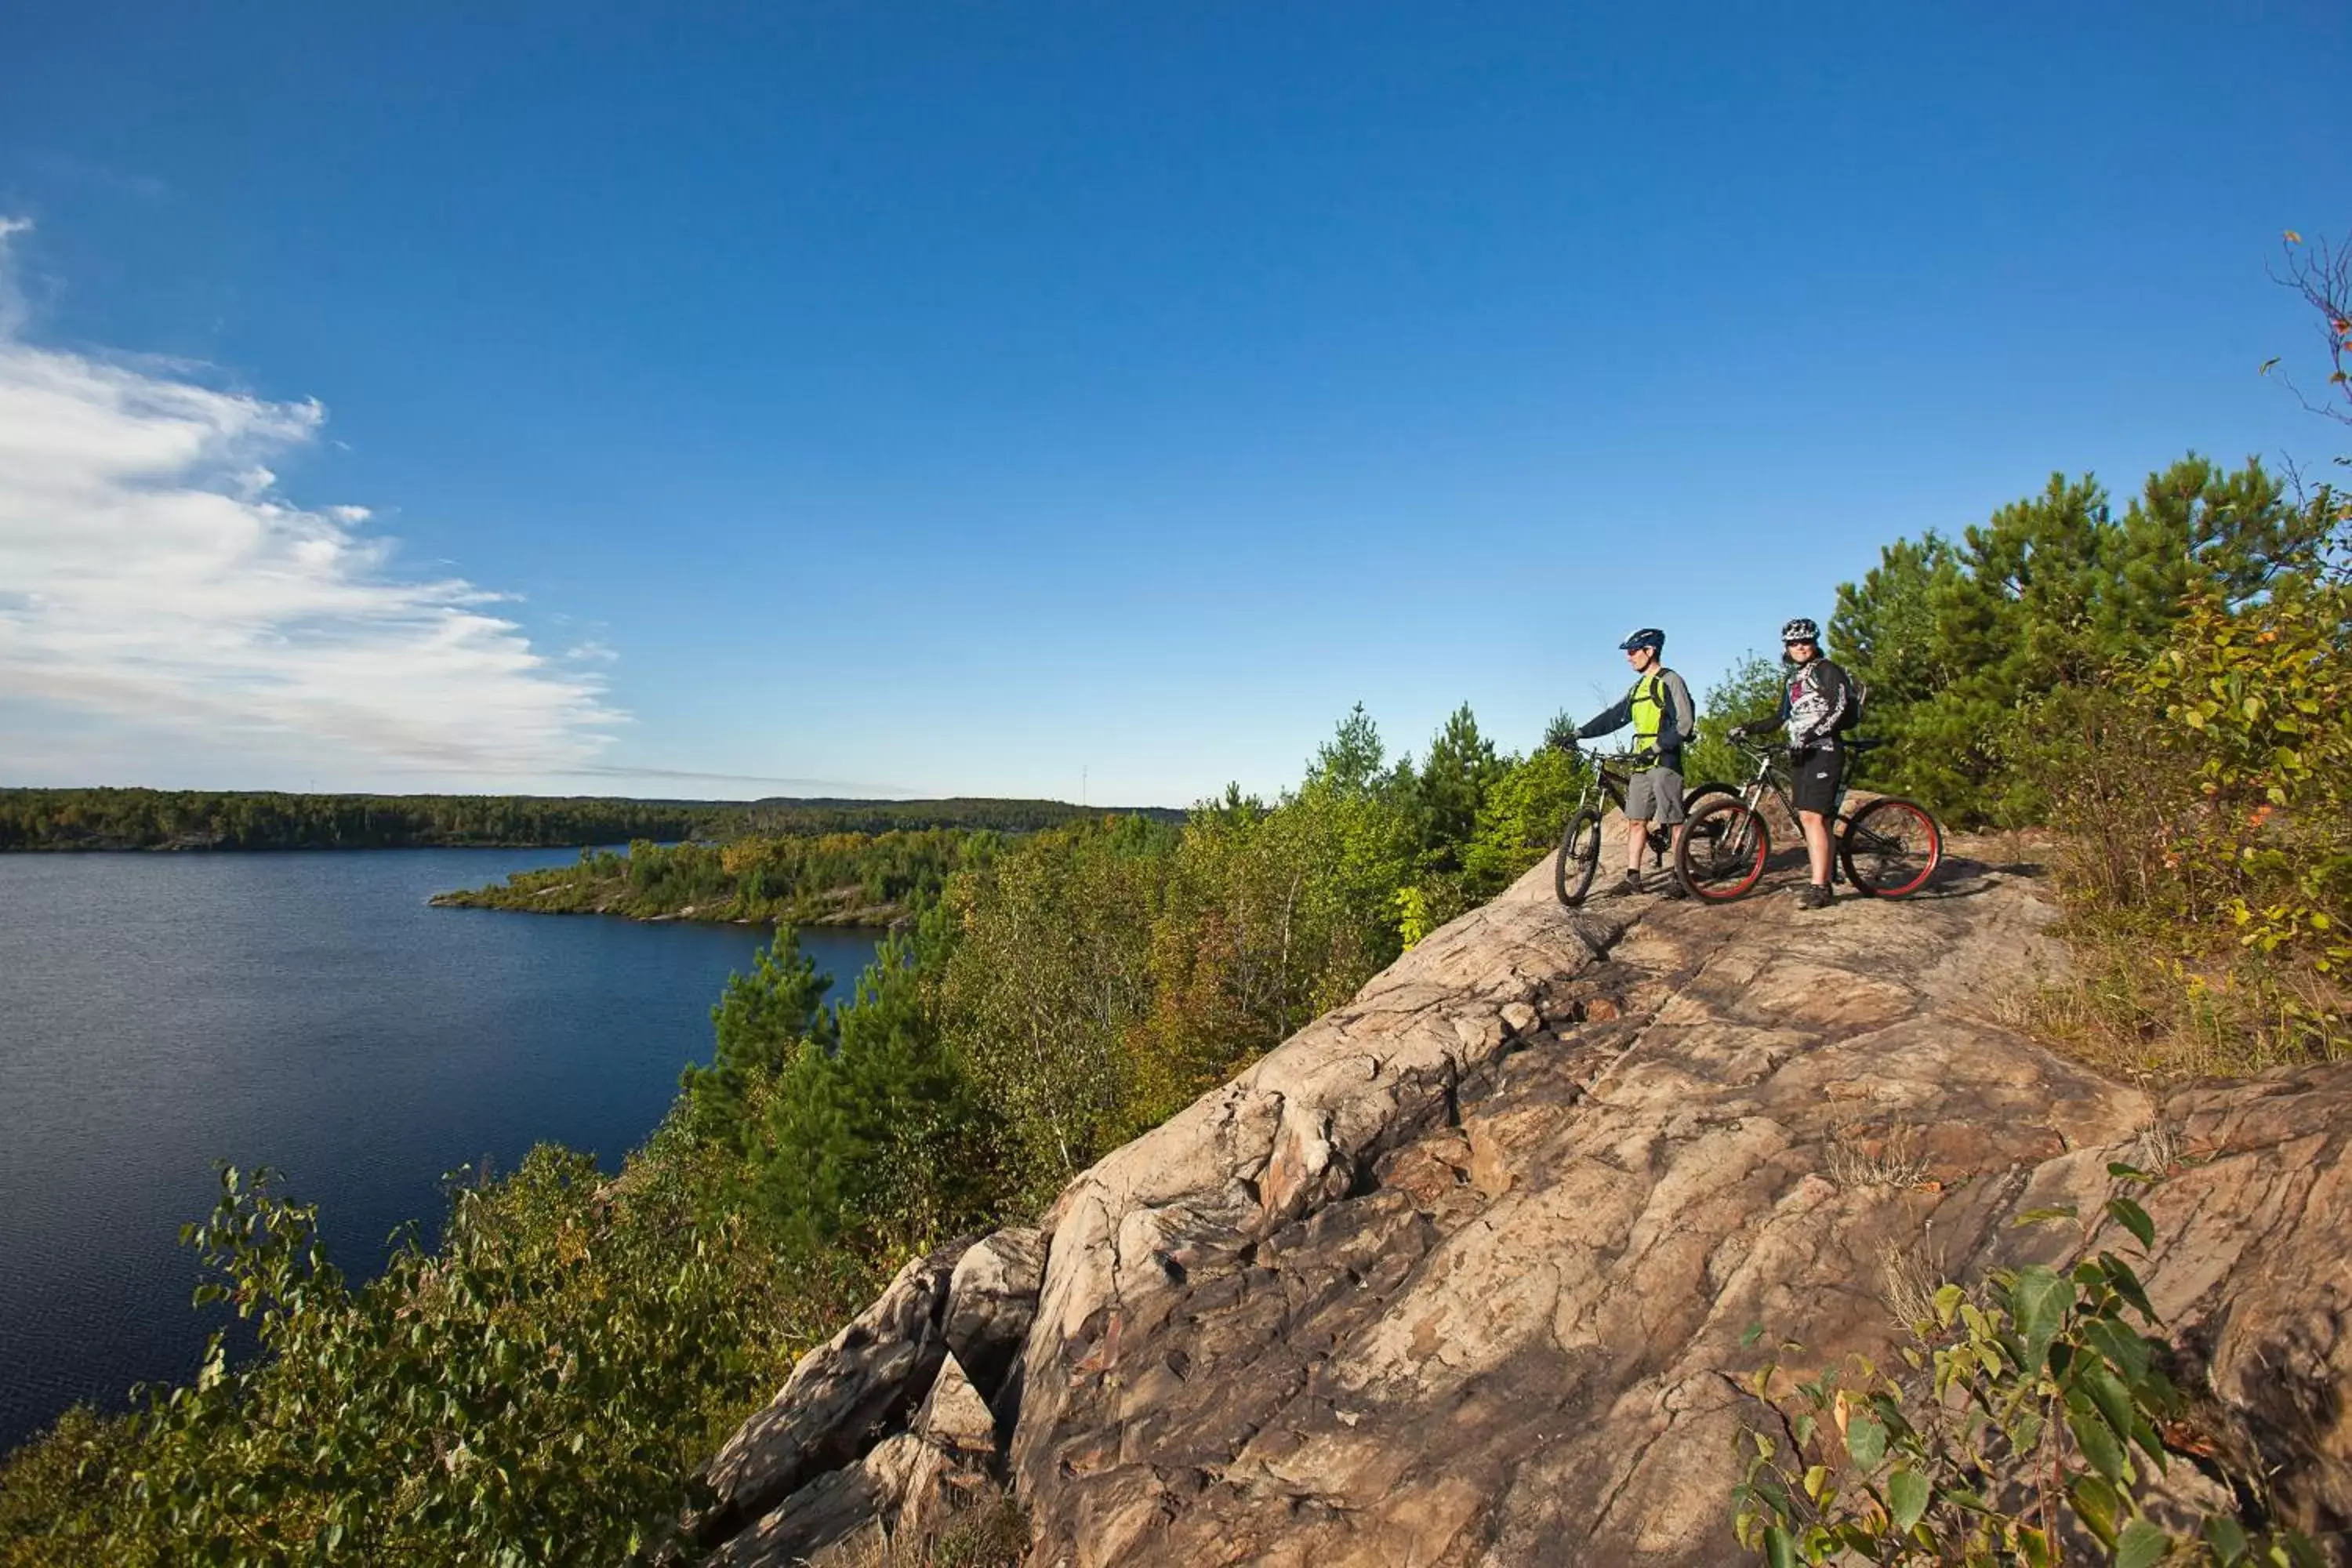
[1676,797,1769,902]
[1555,809,1602,906]
[1681,781,1736,817]
[1839,797,1941,898]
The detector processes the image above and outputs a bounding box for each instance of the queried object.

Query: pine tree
[682,927,832,1147]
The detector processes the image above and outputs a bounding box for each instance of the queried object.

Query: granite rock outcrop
[689,822,2351,1566]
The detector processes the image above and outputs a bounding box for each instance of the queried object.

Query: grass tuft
[1825,1123,1933,1191]
[818,1490,1029,1568]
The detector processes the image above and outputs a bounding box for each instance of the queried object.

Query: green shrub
[2013,575,2350,1076]
[1730,1180,2321,1567]
[0,1152,799,1567]
[1684,652,1789,790]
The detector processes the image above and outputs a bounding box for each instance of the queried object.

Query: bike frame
[1715,739,1853,831]
[1559,744,1771,907]
[1573,750,1649,818]
[1677,736,1940,901]
[1570,750,1678,859]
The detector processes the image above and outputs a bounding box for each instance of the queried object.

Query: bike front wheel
[1677,797,1769,902]
[1839,797,1941,898]
[1555,809,1602,906]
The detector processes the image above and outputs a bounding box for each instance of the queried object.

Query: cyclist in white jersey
[1730,616,1853,909]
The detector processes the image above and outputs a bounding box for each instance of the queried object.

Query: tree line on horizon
[0,788,1166,852]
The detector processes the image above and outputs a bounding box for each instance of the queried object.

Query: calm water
[0,850,880,1453]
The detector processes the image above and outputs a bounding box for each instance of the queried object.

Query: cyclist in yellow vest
[1573,627,1697,897]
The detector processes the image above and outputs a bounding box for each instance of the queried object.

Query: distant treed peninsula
[0,788,1177,853]
[433,828,987,926]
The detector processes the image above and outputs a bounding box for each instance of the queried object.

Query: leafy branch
[1730,1173,2322,1567]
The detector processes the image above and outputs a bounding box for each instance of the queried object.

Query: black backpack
[1831,663,1867,735]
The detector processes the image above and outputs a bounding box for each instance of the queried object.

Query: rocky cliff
[682,826,2352,1566]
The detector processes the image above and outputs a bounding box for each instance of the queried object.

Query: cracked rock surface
[1005,829,2352,1566]
[685,823,2352,1566]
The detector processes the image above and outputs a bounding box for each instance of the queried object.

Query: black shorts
[1791,746,1842,815]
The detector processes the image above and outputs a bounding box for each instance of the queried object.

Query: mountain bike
[1672,737,1941,902]
[1553,747,1726,906]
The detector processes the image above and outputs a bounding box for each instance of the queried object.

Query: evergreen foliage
[750,925,992,1270]
[1830,457,2334,823]
[1411,703,1510,875]
[683,927,836,1145]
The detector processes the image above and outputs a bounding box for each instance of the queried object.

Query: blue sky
[2,2,2345,804]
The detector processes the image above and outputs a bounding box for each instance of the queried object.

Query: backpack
[1832,665,1867,735]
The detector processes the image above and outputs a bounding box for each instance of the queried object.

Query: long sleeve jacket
[1777,657,1853,750]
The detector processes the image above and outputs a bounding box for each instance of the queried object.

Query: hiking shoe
[1659,874,1690,900]
[1795,881,1833,910]
[1607,869,1645,898]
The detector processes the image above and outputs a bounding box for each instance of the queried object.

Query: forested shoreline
[432,829,992,927]
[0,789,1167,853]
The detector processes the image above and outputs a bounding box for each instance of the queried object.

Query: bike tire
[1676,797,1769,902]
[1555,809,1602,906]
[1680,782,1736,816]
[1669,785,1737,869]
[1839,797,1941,898]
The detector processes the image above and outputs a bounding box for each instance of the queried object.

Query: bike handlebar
[1576,746,1658,770]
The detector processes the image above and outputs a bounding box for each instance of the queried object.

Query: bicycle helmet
[1617,627,1666,653]
[1780,616,1820,644]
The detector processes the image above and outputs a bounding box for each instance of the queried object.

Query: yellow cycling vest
[1628,672,1668,749]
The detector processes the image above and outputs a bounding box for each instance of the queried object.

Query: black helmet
[1617,627,1665,653]
[1780,617,1820,644]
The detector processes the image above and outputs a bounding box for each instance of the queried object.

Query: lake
[0,849,880,1454]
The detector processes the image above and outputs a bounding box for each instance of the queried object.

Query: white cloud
[0,218,623,786]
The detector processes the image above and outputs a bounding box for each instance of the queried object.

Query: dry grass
[2126,1118,2190,1178]
[1998,916,2348,1087]
[1825,1123,1933,1191]
[817,1490,1029,1568]
[1878,1240,1947,1336]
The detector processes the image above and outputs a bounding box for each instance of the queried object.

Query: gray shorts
[1624,763,1685,825]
